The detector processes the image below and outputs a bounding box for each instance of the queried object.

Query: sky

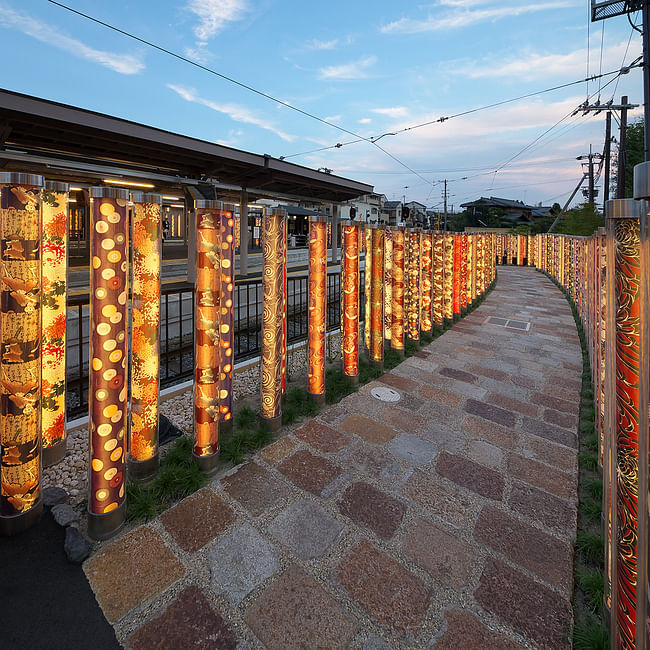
[0,0,645,210]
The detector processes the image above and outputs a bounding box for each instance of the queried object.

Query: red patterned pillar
[341,221,359,385]
[452,234,462,317]
[391,227,405,353]
[308,216,327,405]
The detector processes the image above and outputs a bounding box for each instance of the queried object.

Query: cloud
[0,3,144,74]
[380,1,578,34]
[323,115,342,122]
[187,0,248,40]
[358,118,372,124]
[455,40,640,81]
[371,107,410,119]
[167,84,295,141]
[319,56,377,79]
[305,35,354,51]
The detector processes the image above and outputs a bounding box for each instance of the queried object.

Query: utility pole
[443,179,448,231]
[618,95,629,198]
[577,146,603,205]
[604,110,612,206]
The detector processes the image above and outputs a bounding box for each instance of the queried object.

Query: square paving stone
[467,439,503,470]
[508,481,576,537]
[260,436,297,465]
[208,523,279,605]
[520,416,577,449]
[160,488,236,553]
[278,449,342,495]
[434,609,525,649]
[543,408,577,430]
[340,414,397,444]
[474,557,572,649]
[474,506,573,594]
[418,385,463,408]
[245,565,358,649]
[436,452,505,501]
[487,392,538,418]
[378,372,419,392]
[403,518,475,588]
[268,499,345,559]
[85,526,184,623]
[462,415,517,449]
[523,436,577,472]
[382,407,426,433]
[464,399,516,428]
[339,482,406,539]
[508,454,576,500]
[530,392,577,415]
[388,434,437,466]
[128,586,237,650]
[416,421,466,454]
[220,461,290,516]
[439,367,478,384]
[345,445,401,484]
[402,470,478,529]
[337,540,431,633]
[294,419,351,453]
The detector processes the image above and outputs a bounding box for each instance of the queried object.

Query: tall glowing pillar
[420,231,433,333]
[0,173,43,536]
[341,221,359,385]
[406,229,420,341]
[452,234,462,317]
[88,187,129,540]
[128,192,162,481]
[364,225,371,353]
[391,227,405,354]
[41,181,68,468]
[219,205,236,430]
[383,228,393,345]
[443,233,454,322]
[370,225,385,367]
[432,232,444,328]
[308,216,327,405]
[460,234,468,313]
[260,207,286,430]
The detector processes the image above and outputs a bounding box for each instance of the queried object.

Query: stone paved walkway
[84,267,580,649]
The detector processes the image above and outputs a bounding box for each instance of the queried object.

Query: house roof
[460,196,552,215]
[383,201,401,208]
[0,88,373,203]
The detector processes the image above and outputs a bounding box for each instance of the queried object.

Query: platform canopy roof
[0,88,373,203]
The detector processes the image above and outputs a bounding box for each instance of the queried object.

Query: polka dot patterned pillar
[87,187,129,541]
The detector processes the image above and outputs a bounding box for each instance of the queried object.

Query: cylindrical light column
[606,198,642,647]
[364,225,371,353]
[443,232,454,323]
[370,225,385,368]
[128,192,162,481]
[420,231,433,334]
[88,187,129,540]
[391,227,405,354]
[0,173,43,536]
[383,227,393,346]
[452,234,462,318]
[41,180,68,468]
[219,205,236,432]
[406,228,420,342]
[432,232,444,329]
[460,233,468,313]
[308,215,327,406]
[341,221,359,386]
[260,207,286,430]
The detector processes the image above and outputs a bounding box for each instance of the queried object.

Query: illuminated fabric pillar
[452,234,462,316]
[443,233,454,322]
[391,227,405,352]
[518,235,524,266]
[219,207,236,428]
[193,200,226,472]
[128,192,162,481]
[496,234,502,264]
[406,229,420,341]
[598,228,607,467]
[420,231,433,333]
[465,233,473,308]
[260,207,285,430]
[475,234,484,297]
[432,232,444,328]
[364,225,371,352]
[459,234,468,313]
[0,173,43,536]
[281,216,287,395]
[470,233,477,303]
[605,198,642,647]
[41,181,68,468]
[308,216,327,405]
[370,225,385,366]
[383,228,393,343]
[341,221,359,385]
[88,187,129,540]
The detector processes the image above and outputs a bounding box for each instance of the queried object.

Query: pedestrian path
[84,267,580,649]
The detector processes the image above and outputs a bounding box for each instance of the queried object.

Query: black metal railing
[66,270,366,420]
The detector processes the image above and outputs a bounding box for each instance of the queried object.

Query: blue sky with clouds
[0,0,644,209]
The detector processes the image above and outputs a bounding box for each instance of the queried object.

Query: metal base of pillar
[43,440,67,468]
[127,455,159,482]
[345,373,360,387]
[309,392,326,408]
[261,414,282,432]
[0,498,43,536]
[390,346,405,358]
[87,500,126,541]
[219,418,233,438]
[371,359,384,372]
[193,450,220,476]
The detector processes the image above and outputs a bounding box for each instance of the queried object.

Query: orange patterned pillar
[88,187,129,540]
[41,181,68,468]
[308,216,327,405]
[0,173,43,536]
[420,231,433,333]
[341,221,359,385]
[193,200,225,472]
[219,206,236,431]
[406,229,420,341]
[452,234,462,317]
[443,233,454,322]
[281,216,287,395]
[370,225,385,367]
[460,233,468,313]
[383,228,393,344]
[432,232,444,328]
[128,192,162,481]
[364,225,371,353]
[391,227,405,354]
[261,207,285,430]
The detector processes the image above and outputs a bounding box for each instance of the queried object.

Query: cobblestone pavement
[84,267,580,649]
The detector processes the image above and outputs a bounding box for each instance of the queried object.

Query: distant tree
[614,118,644,198]
[551,202,562,215]
[554,202,604,236]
